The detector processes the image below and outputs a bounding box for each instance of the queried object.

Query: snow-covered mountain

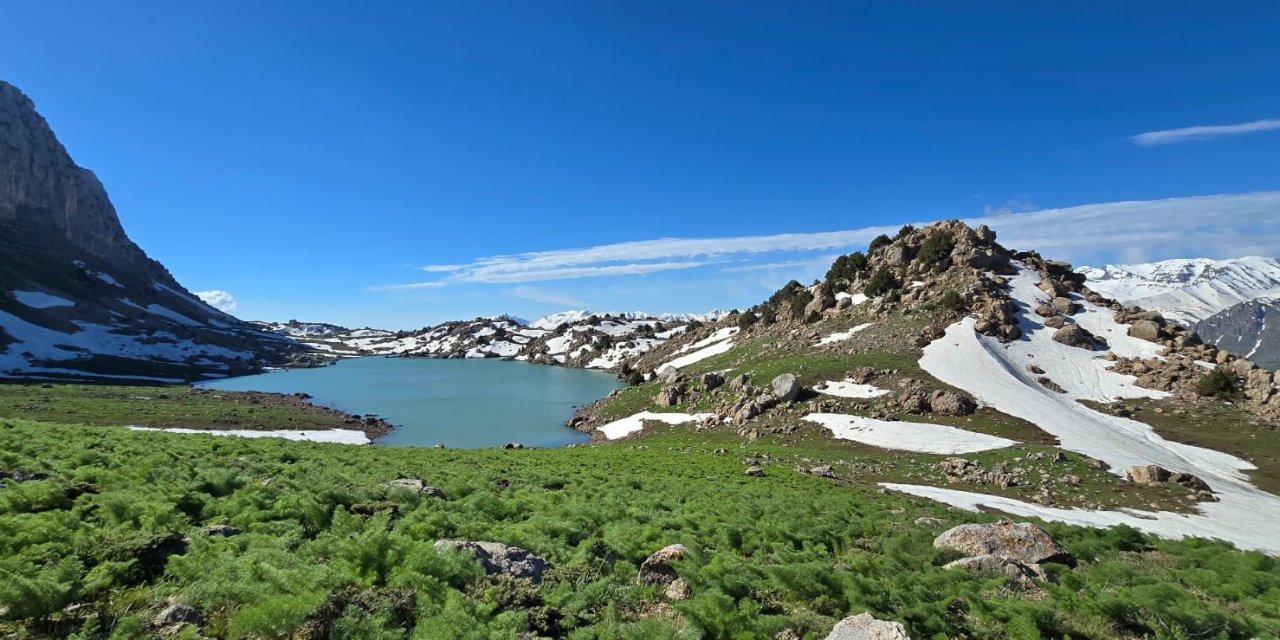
[1079,257,1280,326]
[260,311,722,370]
[1195,297,1280,370]
[531,309,727,330]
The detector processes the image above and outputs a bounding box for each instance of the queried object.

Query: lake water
[198,357,621,448]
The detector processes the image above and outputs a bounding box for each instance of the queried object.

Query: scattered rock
[1125,464,1171,485]
[943,553,1048,584]
[913,516,947,529]
[823,613,910,640]
[1051,324,1097,350]
[638,543,688,585]
[933,520,1075,566]
[771,374,802,404]
[808,465,836,478]
[744,466,766,477]
[700,372,725,392]
[656,386,684,407]
[152,602,202,630]
[928,390,976,416]
[202,524,242,537]
[1127,319,1165,342]
[665,578,692,601]
[434,540,549,582]
[385,478,425,493]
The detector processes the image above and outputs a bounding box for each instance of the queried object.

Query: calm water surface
[199,357,620,448]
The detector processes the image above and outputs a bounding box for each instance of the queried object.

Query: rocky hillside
[572,220,1280,555]
[256,310,726,370]
[1194,297,1280,370]
[0,81,300,382]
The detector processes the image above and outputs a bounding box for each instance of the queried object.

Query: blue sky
[4,2,1278,328]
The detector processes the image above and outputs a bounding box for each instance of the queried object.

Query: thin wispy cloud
[1132,118,1280,145]
[510,285,588,308]
[371,281,449,292]
[377,192,1280,292]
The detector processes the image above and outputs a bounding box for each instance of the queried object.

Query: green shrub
[864,268,900,297]
[916,232,955,269]
[736,312,758,330]
[938,289,965,312]
[895,224,916,240]
[788,290,814,319]
[825,252,869,284]
[1195,368,1239,398]
[868,234,892,253]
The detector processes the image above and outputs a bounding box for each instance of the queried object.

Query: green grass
[0,383,361,431]
[5,419,1277,638]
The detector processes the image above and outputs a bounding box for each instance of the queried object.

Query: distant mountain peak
[1079,256,1280,325]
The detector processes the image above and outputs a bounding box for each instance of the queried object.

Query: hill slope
[0,81,298,382]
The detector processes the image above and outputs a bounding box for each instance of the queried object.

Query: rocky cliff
[0,80,299,382]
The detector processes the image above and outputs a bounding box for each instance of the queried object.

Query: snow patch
[12,291,74,309]
[804,414,1016,453]
[127,426,370,445]
[597,411,715,440]
[817,323,873,346]
[814,380,890,399]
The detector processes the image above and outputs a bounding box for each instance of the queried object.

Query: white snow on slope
[659,327,739,371]
[127,426,370,445]
[146,304,203,327]
[597,411,715,440]
[817,322,873,346]
[835,292,869,305]
[813,380,890,399]
[907,265,1280,554]
[12,291,75,309]
[1080,256,1280,325]
[804,413,1016,454]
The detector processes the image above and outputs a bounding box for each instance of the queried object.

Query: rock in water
[933,520,1075,566]
[771,373,802,403]
[823,613,910,639]
[434,540,549,582]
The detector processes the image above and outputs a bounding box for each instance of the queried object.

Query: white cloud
[1132,118,1280,145]
[509,285,588,307]
[371,281,450,293]
[379,191,1280,291]
[194,290,237,314]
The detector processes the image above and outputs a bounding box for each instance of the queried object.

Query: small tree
[864,268,900,297]
[939,289,965,312]
[1195,367,1239,398]
[894,224,916,241]
[789,290,814,319]
[626,370,645,386]
[868,234,892,253]
[917,232,956,269]
[737,312,758,330]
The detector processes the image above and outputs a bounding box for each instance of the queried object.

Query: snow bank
[597,411,714,440]
[912,264,1280,554]
[835,292,868,305]
[657,327,739,371]
[817,322,873,345]
[126,426,370,445]
[813,380,890,399]
[804,413,1015,454]
[12,291,74,309]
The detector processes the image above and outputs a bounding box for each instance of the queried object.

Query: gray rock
[1051,324,1096,350]
[933,520,1075,566]
[771,374,802,404]
[928,391,976,416]
[153,602,202,629]
[823,613,910,640]
[665,577,692,601]
[744,466,766,477]
[434,540,549,582]
[386,478,425,492]
[943,553,1047,584]
[1128,319,1165,342]
[700,372,725,391]
[638,543,688,585]
[1126,464,1171,485]
[203,524,242,537]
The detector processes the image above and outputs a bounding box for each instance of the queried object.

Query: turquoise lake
[199,357,621,448]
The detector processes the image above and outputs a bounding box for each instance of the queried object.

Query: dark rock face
[1197,298,1280,370]
[0,81,300,381]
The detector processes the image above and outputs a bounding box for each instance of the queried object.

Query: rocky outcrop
[1126,465,1213,497]
[771,373,802,403]
[0,81,300,381]
[933,520,1075,567]
[823,613,910,640]
[434,540,549,582]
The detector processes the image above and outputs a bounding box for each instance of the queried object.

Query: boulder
[1128,319,1165,342]
[202,524,242,537]
[385,478,425,493]
[771,374,802,404]
[928,391,976,416]
[943,553,1047,583]
[933,520,1075,566]
[153,602,202,629]
[823,613,910,640]
[656,386,684,407]
[1051,324,1096,350]
[638,543,688,585]
[1051,297,1081,316]
[665,577,692,601]
[744,466,766,477]
[1043,316,1066,329]
[700,372,725,392]
[434,540,549,582]
[728,374,750,391]
[806,292,836,315]
[1126,464,1171,485]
